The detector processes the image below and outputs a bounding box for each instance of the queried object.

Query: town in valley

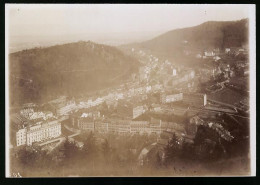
[7,5,252,177]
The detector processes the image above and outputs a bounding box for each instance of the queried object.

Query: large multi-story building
[95,121,109,133]
[16,120,61,146]
[78,117,95,132]
[109,120,131,134]
[160,93,183,104]
[183,93,207,107]
[130,121,149,134]
[16,128,27,146]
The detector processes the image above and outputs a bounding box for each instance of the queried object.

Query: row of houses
[20,108,54,121]
[70,115,186,136]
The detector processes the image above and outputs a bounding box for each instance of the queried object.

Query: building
[204,50,215,57]
[78,117,95,132]
[225,48,231,53]
[109,120,131,134]
[133,106,145,119]
[16,128,27,146]
[16,120,61,146]
[149,118,162,134]
[172,70,195,86]
[95,121,109,133]
[172,68,177,76]
[20,108,34,119]
[49,96,76,116]
[80,111,100,119]
[28,111,45,120]
[130,121,149,134]
[161,93,183,104]
[183,93,207,107]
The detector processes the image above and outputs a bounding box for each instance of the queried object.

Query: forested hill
[9,41,140,105]
[123,19,248,57]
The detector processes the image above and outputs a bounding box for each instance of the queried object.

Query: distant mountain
[9,41,140,105]
[123,19,249,58]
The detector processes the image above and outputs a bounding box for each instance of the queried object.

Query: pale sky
[6,4,252,45]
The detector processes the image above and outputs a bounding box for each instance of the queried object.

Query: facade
[172,69,177,76]
[172,70,195,86]
[130,121,149,134]
[71,116,166,135]
[109,120,131,134]
[95,121,109,133]
[20,108,34,119]
[16,120,61,146]
[204,51,215,57]
[183,93,207,107]
[16,128,27,146]
[78,118,95,132]
[49,97,76,116]
[161,93,183,104]
[133,106,145,119]
[149,121,162,134]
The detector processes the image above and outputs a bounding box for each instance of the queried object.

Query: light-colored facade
[20,108,34,119]
[16,120,61,146]
[172,69,177,76]
[133,106,145,119]
[78,118,95,132]
[183,93,207,107]
[130,121,149,134]
[95,121,109,133]
[16,128,27,146]
[161,93,183,104]
[172,70,195,86]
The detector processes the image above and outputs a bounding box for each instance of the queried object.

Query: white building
[161,93,183,104]
[28,111,45,120]
[204,51,215,57]
[16,120,61,146]
[225,48,231,53]
[130,121,149,134]
[172,69,177,76]
[133,106,145,119]
[20,108,34,119]
[16,128,27,146]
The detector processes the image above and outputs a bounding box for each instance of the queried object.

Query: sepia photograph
[5,4,256,177]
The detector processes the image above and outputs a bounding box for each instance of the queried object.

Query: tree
[164,133,181,165]
[61,138,79,161]
[17,146,38,167]
[101,139,111,163]
[154,151,162,168]
[82,132,96,158]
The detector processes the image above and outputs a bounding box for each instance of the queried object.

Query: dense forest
[9,41,140,105]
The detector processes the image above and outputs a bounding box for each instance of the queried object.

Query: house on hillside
[203,50,215,58]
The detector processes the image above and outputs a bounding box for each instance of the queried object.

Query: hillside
[122,19,249,58]
[9,41,140,105]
